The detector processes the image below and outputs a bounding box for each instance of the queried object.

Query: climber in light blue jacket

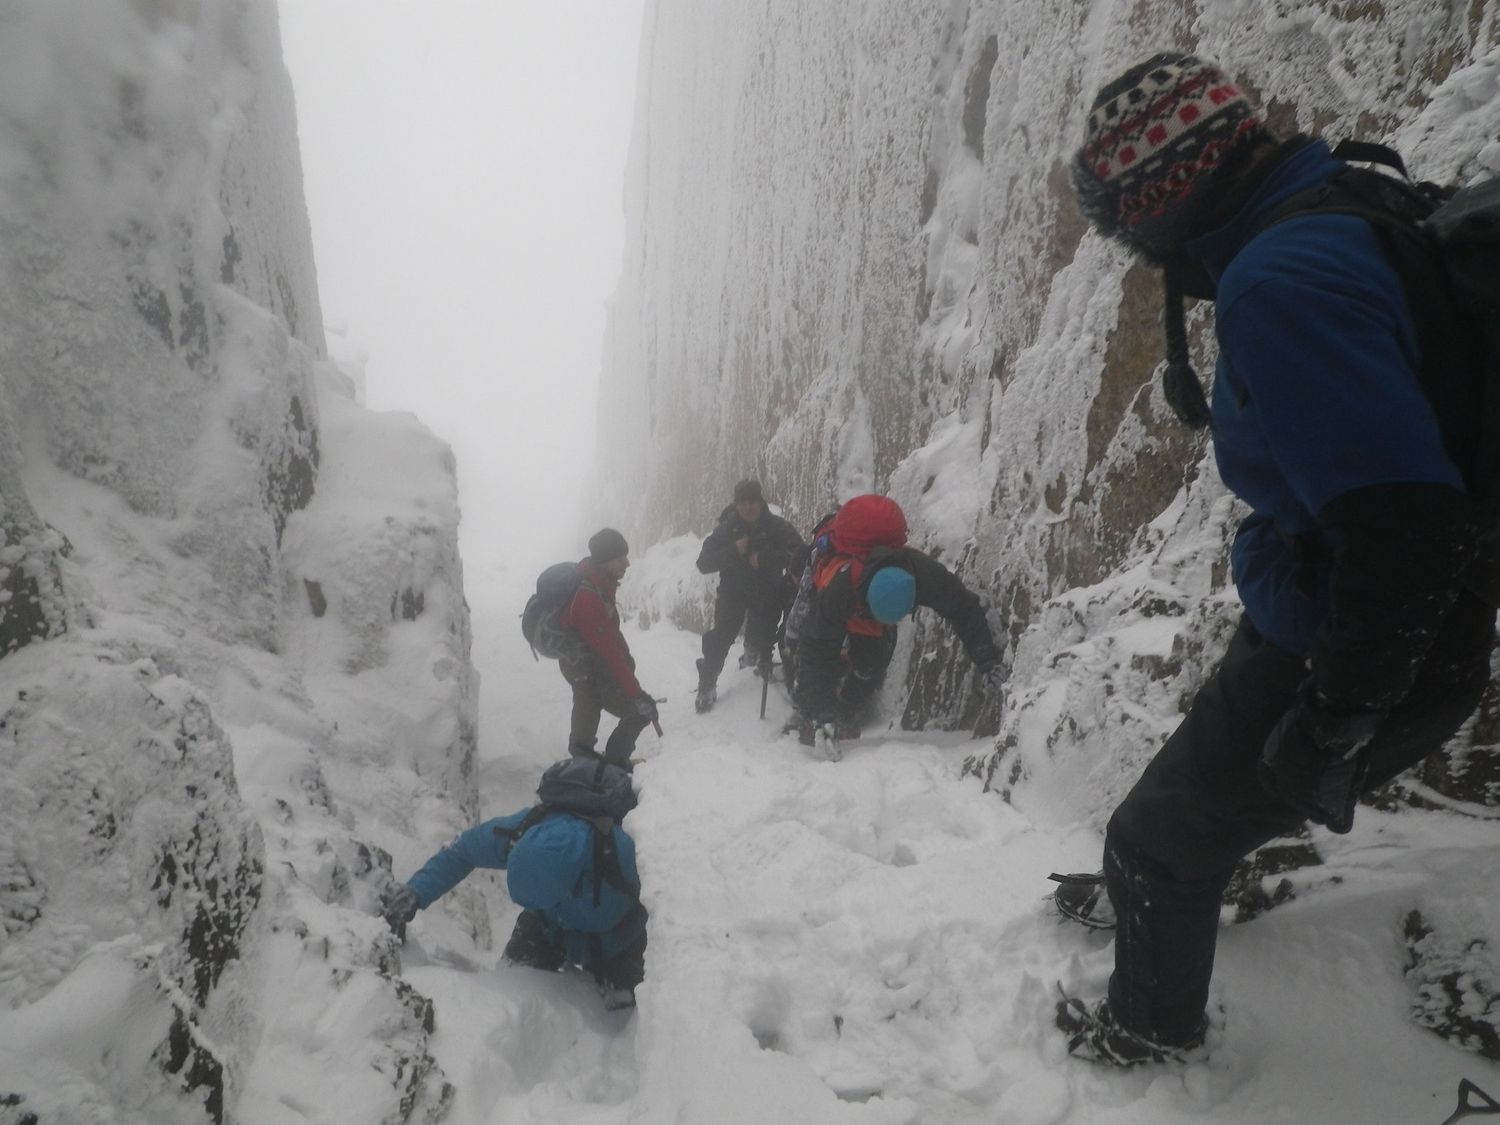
[380,804,647,1002]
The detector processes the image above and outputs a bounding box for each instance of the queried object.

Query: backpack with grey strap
[520,561,591,660]
[1258,141,1500,603]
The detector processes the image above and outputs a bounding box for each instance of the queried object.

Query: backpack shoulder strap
[1328,139,1410,179]
[812,552,858,591]
[1258,166,1441,238]
[582,815,641,907]
[492,804,553,848]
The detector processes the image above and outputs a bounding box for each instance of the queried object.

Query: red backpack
[811,495,909,636]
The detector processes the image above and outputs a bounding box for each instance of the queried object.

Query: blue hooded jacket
[405,808,645,966]
[1183,139,1464,654]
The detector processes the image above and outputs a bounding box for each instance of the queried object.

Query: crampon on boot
[1048,871,1116,930]
[1054,993,1206,1067]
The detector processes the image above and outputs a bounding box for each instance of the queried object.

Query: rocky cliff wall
[602,0,1499,752]
[0,3,474,1120]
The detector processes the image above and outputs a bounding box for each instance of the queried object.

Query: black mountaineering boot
[695,659,717,714]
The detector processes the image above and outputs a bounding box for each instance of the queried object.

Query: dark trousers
[564,665,649,764]
[792,629,897,721]
[504,909,565,971]
[593,932,647,990]
[701,585,783,680]
[504,909,647,990]
[1104,604,1492,1044]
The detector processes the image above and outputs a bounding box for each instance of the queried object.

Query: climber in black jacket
[693,479,807,711]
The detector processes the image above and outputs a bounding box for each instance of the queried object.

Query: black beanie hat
[588,527,629,563]
[733,479,763,503]
[1071,52,1265,261]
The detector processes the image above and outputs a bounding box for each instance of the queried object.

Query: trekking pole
[1439,1079,1500,1125]
[762,611,789,721]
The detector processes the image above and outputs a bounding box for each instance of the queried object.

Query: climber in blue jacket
[380,805,648,1004]
[1056,51,1493,1066]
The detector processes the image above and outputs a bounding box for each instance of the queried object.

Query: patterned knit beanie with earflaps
[1071,52,1268,429]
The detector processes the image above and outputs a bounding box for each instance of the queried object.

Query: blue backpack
[496,758,639,907]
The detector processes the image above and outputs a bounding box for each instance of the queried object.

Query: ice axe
[1439,1079,1500,1125]
[757,656,780,719]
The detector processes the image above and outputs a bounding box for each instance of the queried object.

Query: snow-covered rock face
[0,3,475,1121]
[0,0,325,654]
[604,1,1500,748]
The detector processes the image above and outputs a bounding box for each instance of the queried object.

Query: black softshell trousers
[701,583,785,680]
[1104,603,1492,1045]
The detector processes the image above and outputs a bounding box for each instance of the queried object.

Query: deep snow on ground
[406,556,1500,1125]
[3,425,1496,1122]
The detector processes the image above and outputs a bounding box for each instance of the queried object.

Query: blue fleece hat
[866,566,916,624]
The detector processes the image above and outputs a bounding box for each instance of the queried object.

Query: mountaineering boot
[568,739,603,763]
[695,658,717,714]
[598,983,637,1011]
[789,714,848,760]
[814,721,842,762]
[739,647,775,673]
[1048,871,1116,930]
[1055,996,1206,1066]
[593,940,644,1011]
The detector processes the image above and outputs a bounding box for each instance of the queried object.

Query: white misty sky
[277,1,647,570]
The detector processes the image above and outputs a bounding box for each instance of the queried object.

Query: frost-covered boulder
[278,366,479,823]
[1404,867,1500,1063]
[0,643,262,1122]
